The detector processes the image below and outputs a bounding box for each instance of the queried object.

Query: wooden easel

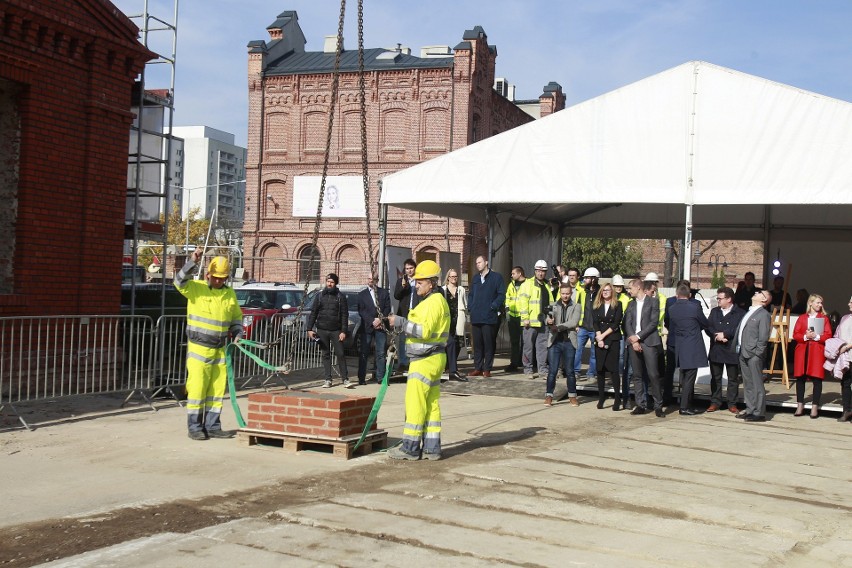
[766,264,792,388]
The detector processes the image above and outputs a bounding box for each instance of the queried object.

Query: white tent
[381,61,852,238]
[379,61,852,307]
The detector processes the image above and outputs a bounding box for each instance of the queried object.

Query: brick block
[246,389,377,438]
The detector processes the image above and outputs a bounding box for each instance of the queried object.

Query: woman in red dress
[792,294,832,418]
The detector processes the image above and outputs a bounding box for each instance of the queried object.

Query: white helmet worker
[644,272,659,282]
[612,274,625,286]
[583,267,600,278]
[534,260,548,270]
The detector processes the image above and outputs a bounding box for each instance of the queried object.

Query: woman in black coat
[592,283,623,410]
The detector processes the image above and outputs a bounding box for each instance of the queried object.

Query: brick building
[0,0,152,316]
[243,11,564,283]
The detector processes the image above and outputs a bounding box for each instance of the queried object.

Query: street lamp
[707,254,728,286]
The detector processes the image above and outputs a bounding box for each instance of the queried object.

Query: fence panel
[0,315,154,404]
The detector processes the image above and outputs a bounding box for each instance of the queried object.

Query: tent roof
[380,61,852,240]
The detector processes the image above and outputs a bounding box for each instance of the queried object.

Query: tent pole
[486,208,494,264]
[682,204,693,281]
[762,205,771,287]
[378,197,388,288]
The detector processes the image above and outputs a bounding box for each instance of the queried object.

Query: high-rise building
[171,126,247,228]
[242,11,564,283]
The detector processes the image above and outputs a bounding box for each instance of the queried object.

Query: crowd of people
[172,248,851,456]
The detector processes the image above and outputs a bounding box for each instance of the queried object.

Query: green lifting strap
[225,339,287,429]
[352,351,396,451]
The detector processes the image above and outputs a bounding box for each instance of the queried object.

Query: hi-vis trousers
[186,341,227,433]
[401,352,445,457]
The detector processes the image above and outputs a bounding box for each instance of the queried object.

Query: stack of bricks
[246,390,378,439]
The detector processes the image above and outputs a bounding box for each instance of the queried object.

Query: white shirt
[634,297,645,335]
[737,305,761,347]
[721,306,732,317]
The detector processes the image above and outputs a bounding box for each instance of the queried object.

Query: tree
[136,203,210,268]
[562,237,644,276]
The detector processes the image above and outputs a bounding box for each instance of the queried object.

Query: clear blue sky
[112,0,852,148]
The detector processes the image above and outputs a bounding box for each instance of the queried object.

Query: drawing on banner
[293,176,367,218]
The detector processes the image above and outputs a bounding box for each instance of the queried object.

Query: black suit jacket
[706,305,746,365]
[357,286,391,334]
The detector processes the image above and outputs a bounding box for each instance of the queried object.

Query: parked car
[120,283,187,319]
[235,282,306,338]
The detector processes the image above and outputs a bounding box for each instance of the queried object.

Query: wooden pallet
[237,428,389,460]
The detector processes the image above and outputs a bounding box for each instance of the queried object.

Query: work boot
[422,452,442,461]
[207,429,235,439]
[188,431,207,441]
[387,446,420,460]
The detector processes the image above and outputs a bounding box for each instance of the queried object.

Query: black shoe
[735,411,751,419]
[678,409,701,416]
[837,411,852,423]
[188,431,208,441]
[655,408,665,417]
[504,365,519,372]
[597,400,605,410]
[743,414,766,422]
[450,372,468,382]
[206,429,235,439]
[358,380,367,385]
[630,407,646,415]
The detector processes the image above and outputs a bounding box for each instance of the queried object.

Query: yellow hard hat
[208,256,230,278]
[413,259,441,280]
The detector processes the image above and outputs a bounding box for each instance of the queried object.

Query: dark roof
[267,11,297,30]
[262,47,453,76]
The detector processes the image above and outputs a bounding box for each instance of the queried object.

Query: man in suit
[734,289,772,422]
[393,259,417,370]
[706,286,746,413]
[467,255,506,378]
[356,274,392,385]
[663,279,699,406]
[623,279,664,417]
[666,283,710,415]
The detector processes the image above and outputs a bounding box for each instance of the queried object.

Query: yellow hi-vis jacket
[175,263,243,348]
[656,292,667,333]
[518,278,556,328]
[505,279,524,318]
[397,291,451,361]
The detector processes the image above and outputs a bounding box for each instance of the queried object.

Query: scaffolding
[124,0,179,317]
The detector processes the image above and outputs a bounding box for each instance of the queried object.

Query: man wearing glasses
[706,287,746,413]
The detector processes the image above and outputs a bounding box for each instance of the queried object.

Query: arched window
[298,245,321,284]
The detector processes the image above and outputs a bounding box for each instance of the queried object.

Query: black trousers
[795,376,823,406]
[472,322,498,371]
[316,328,348,380]
[709,361,741,407]
[841,370,852,412]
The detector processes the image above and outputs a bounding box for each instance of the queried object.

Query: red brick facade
[0,0,152,316]
[243,15,562,284]
[247,390,377,439]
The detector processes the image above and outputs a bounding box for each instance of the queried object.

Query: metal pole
[682,204,693,281]
[378,198,388,288]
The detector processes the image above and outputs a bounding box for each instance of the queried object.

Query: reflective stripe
[187,351,226,365]
[407,343,445,358]
[426,420,441,429]
[188,313,232,328]
[403,422,424,432]
[408,370,438,387]
[403,320,423,338]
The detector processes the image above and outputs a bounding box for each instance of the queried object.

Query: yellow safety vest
[518,279,556,328]
[176,280,243,348]
[403,291,451,360]
[505,279,524,317]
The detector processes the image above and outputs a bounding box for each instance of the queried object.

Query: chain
[284,0,347,373]
[357,0,374,279]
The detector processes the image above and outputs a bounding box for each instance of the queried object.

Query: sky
[111,0,852,148]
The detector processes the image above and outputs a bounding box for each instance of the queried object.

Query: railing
[0,313,329,430]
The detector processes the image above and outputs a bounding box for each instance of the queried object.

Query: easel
[766,264,792,388]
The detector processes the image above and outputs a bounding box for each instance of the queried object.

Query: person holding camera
[519,260,556,380]
[545,284,581,406]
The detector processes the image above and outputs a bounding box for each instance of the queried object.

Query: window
[0,78,22,294]
[298,245,321,283]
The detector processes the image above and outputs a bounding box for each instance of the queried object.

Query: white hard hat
[583,267,600,278]
[534,260,548,270]
[644,272,659,282]
[612,274,624,286]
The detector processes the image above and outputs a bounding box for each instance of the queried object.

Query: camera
[539,304,553,324]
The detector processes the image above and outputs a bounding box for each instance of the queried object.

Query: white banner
[293,176,367,218]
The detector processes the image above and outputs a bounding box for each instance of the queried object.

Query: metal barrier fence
[0,313,332,429]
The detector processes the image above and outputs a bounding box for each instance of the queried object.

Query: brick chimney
[539,82,565,117]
